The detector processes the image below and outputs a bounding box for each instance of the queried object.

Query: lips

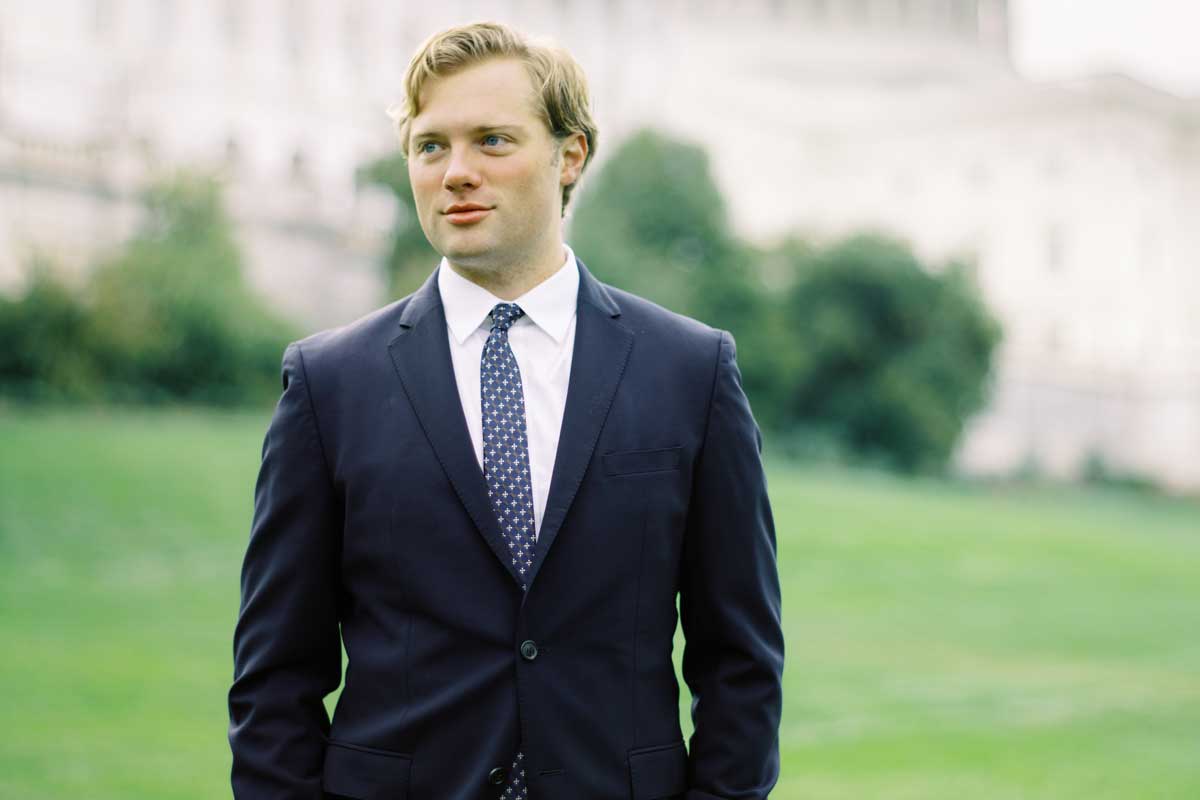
[443,204,493,225]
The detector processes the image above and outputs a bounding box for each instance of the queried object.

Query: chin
[440,240,504,270]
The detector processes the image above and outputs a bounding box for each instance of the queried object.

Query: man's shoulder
[286,293,418,373]
[597,282,725,354]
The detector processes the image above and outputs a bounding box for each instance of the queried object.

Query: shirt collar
[437,244,580,345]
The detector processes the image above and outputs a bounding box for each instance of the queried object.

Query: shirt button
[488,766,508,785]
[520,640,539,661]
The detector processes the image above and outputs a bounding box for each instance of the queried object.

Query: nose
[442,146,482,193]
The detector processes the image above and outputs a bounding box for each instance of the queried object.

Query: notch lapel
[387,270,524,586]
[525,262,634,590]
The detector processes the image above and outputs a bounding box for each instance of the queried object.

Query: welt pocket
[628,740,688,799]
[602,446,682,477]
[322,739,412,799]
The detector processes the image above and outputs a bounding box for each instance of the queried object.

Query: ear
[558,132,588,188]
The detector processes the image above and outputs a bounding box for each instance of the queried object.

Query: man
[229,21,783,800]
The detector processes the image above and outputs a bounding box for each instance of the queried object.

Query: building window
[343,0,364,67]
[157,0,176,40]
[1140,228,1159,274]
[1043,151,1066,180]
[291,149,310,184]
[951,0,977,34]
[225,136,241,170]
[92,0,113,39]
[979,0,1007,43]
[1045,225,1064,273]
[935,0,950,26]
[223,0,242,47]
[967,161,990,190]
[892,169,919,196]
[1045,323,1062,354]
[877,0,906,26]
[284,0,307,62]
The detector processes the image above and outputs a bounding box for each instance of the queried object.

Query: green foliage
[0,172,295,405]
[357,152,440,298]
[1081,450,1159,494]
[0,259,103,401]
[780,233,1002,472]
[87,173,294,404]
[568,129,788,425]
[570,128,745,318]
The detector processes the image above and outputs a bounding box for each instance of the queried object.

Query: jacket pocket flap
[322,741,412,799]
[628,740,688,800]
[603,447,682,477]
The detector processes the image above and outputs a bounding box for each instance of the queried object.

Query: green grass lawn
[2,407,1198,799]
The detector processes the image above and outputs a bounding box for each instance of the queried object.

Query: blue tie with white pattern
[482,302,532,799]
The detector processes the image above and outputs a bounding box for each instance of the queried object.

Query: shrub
[0,261,103,401]
[780,233,1002,473]
[568,129,788,425]
[0,173,295,405]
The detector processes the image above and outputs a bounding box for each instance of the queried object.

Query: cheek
[503,163,559,215]
[409,168,440,210]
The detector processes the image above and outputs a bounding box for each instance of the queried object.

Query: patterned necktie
[481,302,533,799]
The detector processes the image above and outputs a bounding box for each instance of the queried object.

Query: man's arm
[229,342,343,798]
[680,330,785,800]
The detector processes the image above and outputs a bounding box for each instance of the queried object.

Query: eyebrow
[411,123,528,141]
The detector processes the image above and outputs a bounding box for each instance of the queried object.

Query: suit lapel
[387,269,524,586]
[526,261,633,590]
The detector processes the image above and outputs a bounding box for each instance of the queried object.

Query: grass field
[1,407,1198,799]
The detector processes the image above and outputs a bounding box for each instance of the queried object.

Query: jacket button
[520,640,539,661]
[488,766,508,785]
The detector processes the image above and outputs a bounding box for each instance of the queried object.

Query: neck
[448,239,566,301]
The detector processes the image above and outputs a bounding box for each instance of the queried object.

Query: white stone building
[1,1,1197,490]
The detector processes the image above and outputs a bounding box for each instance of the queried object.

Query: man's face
[407,58,584,276]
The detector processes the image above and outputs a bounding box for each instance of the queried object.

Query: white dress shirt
[437,246,579,539]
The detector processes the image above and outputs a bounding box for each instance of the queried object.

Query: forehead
[410,58,543,136]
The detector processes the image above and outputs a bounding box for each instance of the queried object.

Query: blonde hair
[389,22,598,213]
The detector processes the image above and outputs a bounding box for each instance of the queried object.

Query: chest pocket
[602,446,682,477]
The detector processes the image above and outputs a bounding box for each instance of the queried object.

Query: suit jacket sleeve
[228,342,343,798]
[680,330,785,800]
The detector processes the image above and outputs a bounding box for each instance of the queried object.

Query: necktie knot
[490,303,525,334]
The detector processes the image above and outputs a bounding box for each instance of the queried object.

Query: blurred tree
[570,129,746,318]
[357,152,440,299]
[86,172,295,404]
[780,233,1002,472]
[569,128,787,425]
[0,259,102,401]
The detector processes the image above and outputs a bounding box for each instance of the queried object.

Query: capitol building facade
[2,0,1198,490]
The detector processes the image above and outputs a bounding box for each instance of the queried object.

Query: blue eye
[483,134,503,147]
[418,141,440,154]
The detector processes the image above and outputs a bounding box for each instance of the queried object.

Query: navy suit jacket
[229,261,784,799]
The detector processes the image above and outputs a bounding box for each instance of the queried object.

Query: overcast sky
[1010,0,1200,97]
